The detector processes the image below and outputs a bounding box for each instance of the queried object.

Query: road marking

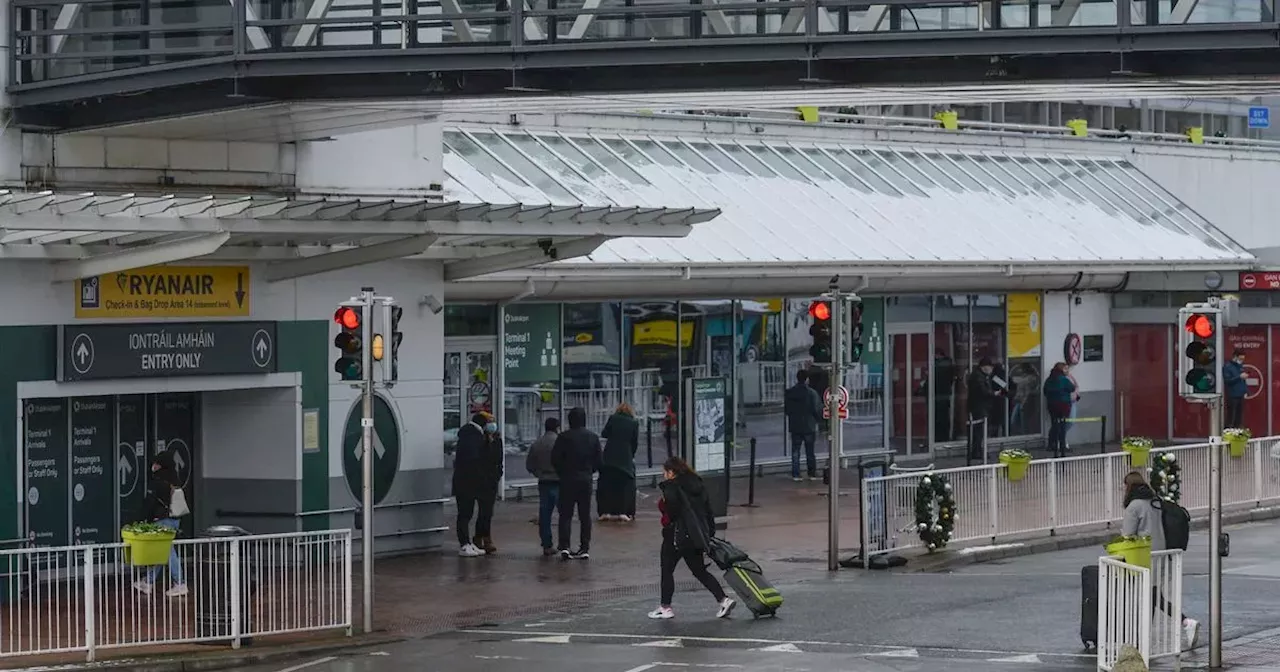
[515,634,573,644]
[623,666,659,672]
[868,648,918,658]
[989,653,1042,663]
[755,643,803,653]
[634,639,684,648]
[477,655,530,661]
[275,657,337,672]
[463,629,1095,660]
[369,652,390,657]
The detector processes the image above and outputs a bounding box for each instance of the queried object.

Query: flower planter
[1105,538,1152,569]
[122,529,176,567]
[1227,436,1248,459]
[998,455,1031,482]
[1123,444,1150,467]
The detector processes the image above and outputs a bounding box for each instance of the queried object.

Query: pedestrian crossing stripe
[754,643,802,653]
[514,635,572,644]
[634,639,684,648]
[868,648,918,658]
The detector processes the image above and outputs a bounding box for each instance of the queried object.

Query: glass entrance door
[888,325,932,456]
[443,341,496,492]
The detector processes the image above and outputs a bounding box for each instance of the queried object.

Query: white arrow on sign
[76,342,90,364]
[256,338,268,358]
[173,450,185,472]
[353,428,388,460]
[118,455,132,482]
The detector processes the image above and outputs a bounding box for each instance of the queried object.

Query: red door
[1114,325,1170,441]
[890,332,931,454]
[1228,326,1268,435]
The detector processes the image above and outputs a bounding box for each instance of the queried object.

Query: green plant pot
[121,530,176,566]
[1123,445,1150,467]
[1227,436,1248,459]
[999,457,1031,482]
[1105,538,1152,568]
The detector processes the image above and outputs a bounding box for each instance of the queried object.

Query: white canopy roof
[441,125,1253,280]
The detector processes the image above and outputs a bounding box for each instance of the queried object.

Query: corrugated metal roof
[442,127,1251,267]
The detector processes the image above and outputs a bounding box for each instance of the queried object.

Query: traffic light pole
[828,280,845,572]
[359,287,375,634]
[1209,396,1224,668]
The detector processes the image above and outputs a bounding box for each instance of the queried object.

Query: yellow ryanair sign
[75,266,251,319]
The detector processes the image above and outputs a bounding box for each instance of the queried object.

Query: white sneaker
[716,597,737,619]
[792,477,803,482]
[459,544,486,557]
[1182,618,1201,650]
[166,584,189,598]
[648,606,674,620]
[133,580,153,596]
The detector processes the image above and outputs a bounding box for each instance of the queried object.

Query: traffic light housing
[847,299,864,364]
[333,305,366,381]
[377,302,404,383]
[1178,305,1222,398]
[808,301,832,363]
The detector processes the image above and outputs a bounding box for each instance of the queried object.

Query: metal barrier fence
[1097,550,1183,670]
[861,436,1280,558]
[0,530,352,661]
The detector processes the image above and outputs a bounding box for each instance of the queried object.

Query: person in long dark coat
[598,403,640,522]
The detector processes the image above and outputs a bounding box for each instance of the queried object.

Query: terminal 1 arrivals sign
[75,265,252,319]
[58,321,278,381]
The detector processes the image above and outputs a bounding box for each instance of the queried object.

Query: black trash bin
[196,525,254,645]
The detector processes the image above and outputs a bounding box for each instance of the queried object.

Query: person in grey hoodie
[526,416,561,556]
[1121,471,1200,650]
[784,369,823,481]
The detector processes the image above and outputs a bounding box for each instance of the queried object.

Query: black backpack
[1151,498,1191,551]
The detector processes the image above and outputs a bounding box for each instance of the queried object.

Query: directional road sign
[342,394,401,505]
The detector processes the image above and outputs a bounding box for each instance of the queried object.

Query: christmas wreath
[914,473,957,551]
[1150,452,1181,503]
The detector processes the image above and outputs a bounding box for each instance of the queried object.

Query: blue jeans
[146,518,185,585]
[791,433,816,478]
[537,482,560,550]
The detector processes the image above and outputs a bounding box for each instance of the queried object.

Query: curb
[29,633,406,672]
[905,504,1280,573]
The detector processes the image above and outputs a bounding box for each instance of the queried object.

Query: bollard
[646,419,654,469]
[746,438,758,507]
[1099,415,1108,454]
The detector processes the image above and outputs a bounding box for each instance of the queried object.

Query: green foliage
[914,473,957,552]
[122,522,175,538]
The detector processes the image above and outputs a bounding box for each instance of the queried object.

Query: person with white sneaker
[132,451,189,598]
[1120,471,1200,650]
[454,413,492,558]
[648,457,735,621]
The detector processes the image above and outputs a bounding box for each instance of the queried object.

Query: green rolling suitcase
[723,559,783,618]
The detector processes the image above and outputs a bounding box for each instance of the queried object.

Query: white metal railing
[0,530,352,661]
[1097,550,1183,671]
[861,436,1280,558]
[1098,556,1151,671]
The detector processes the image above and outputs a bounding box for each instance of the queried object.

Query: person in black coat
[551,406,602,559]
[134,450,188,598]
[648,457,735,620]
[454,411,502,557]
[598,403,640,521]
[966,357,997,462]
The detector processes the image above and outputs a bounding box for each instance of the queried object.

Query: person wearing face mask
[966,357,997,464]
[474,412,505,555]
[454,411,498,558]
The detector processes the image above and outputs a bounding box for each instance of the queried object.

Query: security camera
[537,238,557,259]
[419,294,443,315]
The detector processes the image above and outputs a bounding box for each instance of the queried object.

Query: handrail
[635,107,1280,152]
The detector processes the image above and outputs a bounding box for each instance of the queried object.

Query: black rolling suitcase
[1081,564,1099,650]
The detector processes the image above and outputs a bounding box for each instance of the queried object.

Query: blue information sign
[1249,107,1270,129]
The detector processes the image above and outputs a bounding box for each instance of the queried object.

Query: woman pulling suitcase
[648,457,736,620]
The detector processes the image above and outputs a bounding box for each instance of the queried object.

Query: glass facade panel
[502,304,562,463]
[907,152,965,192]
[563,302,623,437]
[570,136,649,184]
[736,299,787,468]
[504,134,617,204]
[749,145,806,179]
[932,296,968,446]
[468,131,579,204]
[444,304,498,337]
[719,143,775,177]
[843,149,919,196]
[623,301,682,462]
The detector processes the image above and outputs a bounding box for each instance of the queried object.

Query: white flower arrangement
[1121,436,1154,450]
[1223,427,1252,441]
[999,448,1032,461]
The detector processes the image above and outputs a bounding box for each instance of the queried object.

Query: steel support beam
[50,231,230,282]
[262,234,438,281]
[444,235,608,281]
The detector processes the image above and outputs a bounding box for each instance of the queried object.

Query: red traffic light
[1184,313,1214,339]
[334,306,361,330]
[809,301,831,321]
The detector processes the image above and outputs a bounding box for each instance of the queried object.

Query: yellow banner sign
[1006,292,1042,359]
[75,266,251,319]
